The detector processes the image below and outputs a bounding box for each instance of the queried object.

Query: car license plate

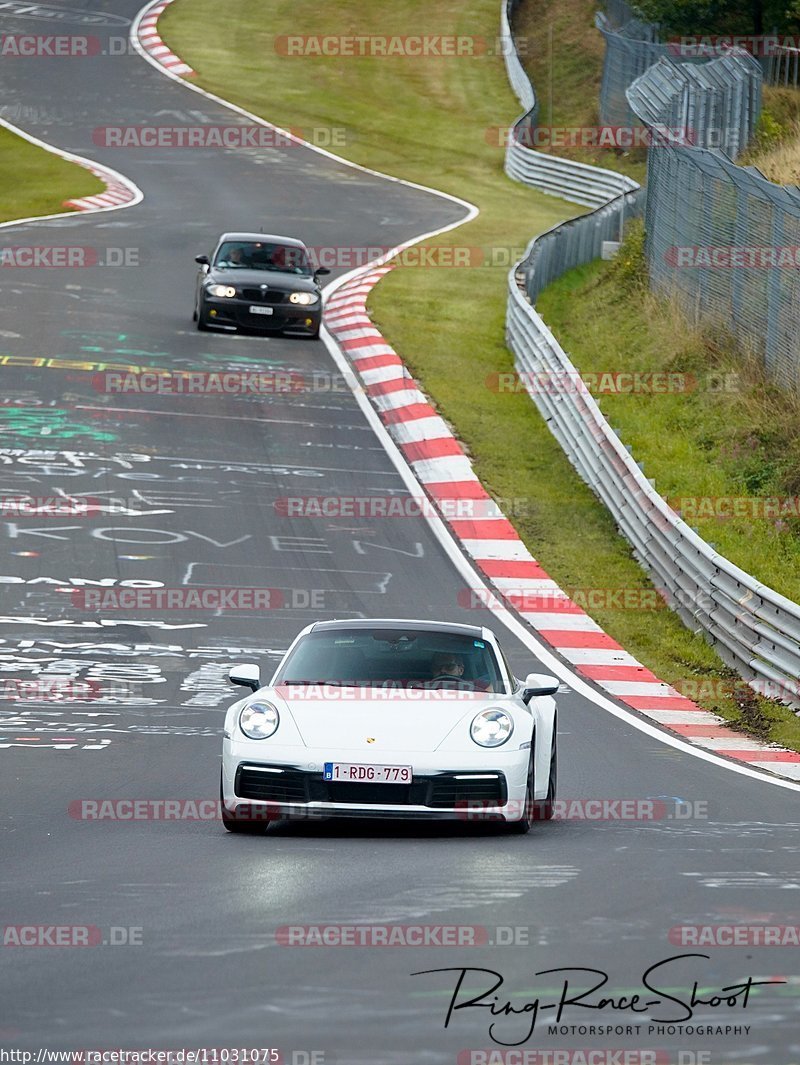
[324,762,412,784]
[249,305,273,315]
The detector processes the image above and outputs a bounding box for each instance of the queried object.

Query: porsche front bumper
[221,739,533,823]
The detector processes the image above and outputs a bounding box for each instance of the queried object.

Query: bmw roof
[215,232,307,247]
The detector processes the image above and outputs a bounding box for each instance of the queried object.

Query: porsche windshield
[214,241,313,275]
[274,628,505,693]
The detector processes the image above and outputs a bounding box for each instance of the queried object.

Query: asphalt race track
[0,3,799,1062]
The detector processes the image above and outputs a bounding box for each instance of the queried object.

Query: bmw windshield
[214,241,313,275]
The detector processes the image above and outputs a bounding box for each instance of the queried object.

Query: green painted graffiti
[0,408,118,441]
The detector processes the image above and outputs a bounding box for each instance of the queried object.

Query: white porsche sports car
[220,619,559,834]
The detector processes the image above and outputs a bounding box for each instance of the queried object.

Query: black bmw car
[193,232,330,337]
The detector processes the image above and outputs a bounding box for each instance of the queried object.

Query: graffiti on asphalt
[0,640,286,752]
[0,408,117,441]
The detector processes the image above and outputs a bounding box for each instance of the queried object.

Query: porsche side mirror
[314,266,331,277]
[521,672,560,703]
[195,254,210,265]
[229,663,261,692]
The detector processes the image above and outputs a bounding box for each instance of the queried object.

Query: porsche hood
[267,689,498,753]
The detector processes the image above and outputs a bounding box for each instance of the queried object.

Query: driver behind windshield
[430,652,465,681]
[219,245,251,268]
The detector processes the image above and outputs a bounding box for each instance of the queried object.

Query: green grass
[538,222,800,602]
[0,126,104,223]
[738,86,800,185]
[160,0,800,749]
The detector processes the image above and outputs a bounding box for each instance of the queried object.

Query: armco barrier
[517,187,645,299]
[503,4,800,710]
[502,0,640,208]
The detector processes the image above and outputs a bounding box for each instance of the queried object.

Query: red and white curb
[0,117,142,225]
[64,163,138,212]
[137,0,194,76]
[324,268,800,783]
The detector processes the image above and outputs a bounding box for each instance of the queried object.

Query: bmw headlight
[470,709,513,748]
[288,292,319,305]
[239,701,279,740]
[207,284,237,298]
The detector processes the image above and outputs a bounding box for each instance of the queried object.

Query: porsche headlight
[239,701,279,740]
[207,284,237,298]
[470,708,513,747]
[288,291,318,305]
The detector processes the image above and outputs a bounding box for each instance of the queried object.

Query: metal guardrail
[505,141,638,208]
[518,186,645,299]
[501,0,640,208]
[501,0,535,114]
[501,3,800,708]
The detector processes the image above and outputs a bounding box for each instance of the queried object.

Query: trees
[633,0,800,37]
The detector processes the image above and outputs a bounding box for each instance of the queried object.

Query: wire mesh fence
[627,53,800,389]
[601,0,798,87]
[596,10,670,128]
[596,6,800,389]
[766,45,800,86]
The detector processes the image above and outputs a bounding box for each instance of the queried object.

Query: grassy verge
[0,125,104,223]
[740,86,800,185]
[538,220,800,603]
[160,0,800,749]
[159,0,572,220]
